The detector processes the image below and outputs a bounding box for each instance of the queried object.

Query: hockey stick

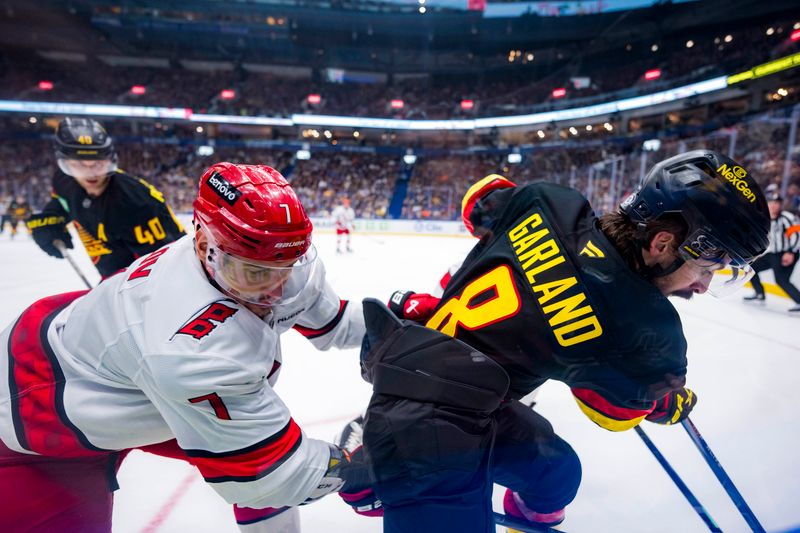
[681,418,766,533]
[493,511,564,533]
[54,240,93,290]
[634,426,722,532]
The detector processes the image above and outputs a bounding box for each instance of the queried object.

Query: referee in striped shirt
[744,187,800,312]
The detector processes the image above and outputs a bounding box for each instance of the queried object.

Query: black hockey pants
[359,299,581,533]
[750,252,800,303]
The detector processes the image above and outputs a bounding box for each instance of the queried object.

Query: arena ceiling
[0,0,797,73]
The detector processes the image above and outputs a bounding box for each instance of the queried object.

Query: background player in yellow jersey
[6,195,32,239]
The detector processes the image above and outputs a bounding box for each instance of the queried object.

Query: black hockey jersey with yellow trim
[8,200,31,219]
[426,182,687,423]
[42,169,185,277]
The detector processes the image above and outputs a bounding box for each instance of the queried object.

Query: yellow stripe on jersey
[135,176,166,203]
[573,396,647,432]
[461,174,512,217]
[167,204,185,233]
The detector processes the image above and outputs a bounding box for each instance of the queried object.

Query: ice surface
[1,229,797,533]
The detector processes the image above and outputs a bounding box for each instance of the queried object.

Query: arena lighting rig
[1,52,798,132]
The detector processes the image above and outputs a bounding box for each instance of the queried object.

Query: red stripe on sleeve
[293,300,348,339]
[439,271,452,292]
[571,388,655,421]
[186,419,303,482]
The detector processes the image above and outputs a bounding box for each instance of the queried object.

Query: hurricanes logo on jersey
[175,301,238,340]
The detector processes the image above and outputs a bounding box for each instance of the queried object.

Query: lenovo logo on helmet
[716,164,756,203]
[275,240,305,248]
[207,172,242,206]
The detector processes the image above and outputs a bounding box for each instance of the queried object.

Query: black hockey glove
[27,214,73,259]
[335,415,382,517]
[646,388,697,425]
[304,415,376,513]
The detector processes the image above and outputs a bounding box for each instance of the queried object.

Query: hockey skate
[503,489,565,532]
[742,293,765,304]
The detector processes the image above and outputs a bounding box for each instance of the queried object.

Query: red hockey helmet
[194,163,318,307]
[194,163,312,262]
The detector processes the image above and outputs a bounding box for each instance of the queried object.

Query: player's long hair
[599,211,688,275]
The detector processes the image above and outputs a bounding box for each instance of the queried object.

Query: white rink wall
[310,217,471,238]
[177,213,472,238]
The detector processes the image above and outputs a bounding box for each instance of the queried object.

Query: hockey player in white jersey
[0,163,370,532]
[332,196,355,253]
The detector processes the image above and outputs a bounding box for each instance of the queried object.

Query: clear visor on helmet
[204,228,319,308]
[57,158,117,179]
[678,230,755,298]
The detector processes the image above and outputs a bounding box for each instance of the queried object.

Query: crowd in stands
[1,108,799,227]
[1,18,796,120]
[289,153,395,218]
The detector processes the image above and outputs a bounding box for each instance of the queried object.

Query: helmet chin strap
[633,223,685,281]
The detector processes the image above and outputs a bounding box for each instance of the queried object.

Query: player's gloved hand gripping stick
[27,213,73,258]
[334,415,383,517]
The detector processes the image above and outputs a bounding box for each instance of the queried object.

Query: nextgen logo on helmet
[207,172,242,206]
[716,164,756,203]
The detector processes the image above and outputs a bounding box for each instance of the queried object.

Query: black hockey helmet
[764,184,783,203]
[620,150,770,296]
[54,117,116,162]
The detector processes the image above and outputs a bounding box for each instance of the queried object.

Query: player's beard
[652,269,696,301]
[670,288,695,300]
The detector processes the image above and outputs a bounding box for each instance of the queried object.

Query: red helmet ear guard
[193,163,312,262]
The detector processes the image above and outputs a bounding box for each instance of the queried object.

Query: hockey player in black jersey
[26,118,185,278]
[6,195,32,239]
[356,150,770,532]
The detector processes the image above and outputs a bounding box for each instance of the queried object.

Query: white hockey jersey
[331,205,355,231]
[0,235,364,509]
